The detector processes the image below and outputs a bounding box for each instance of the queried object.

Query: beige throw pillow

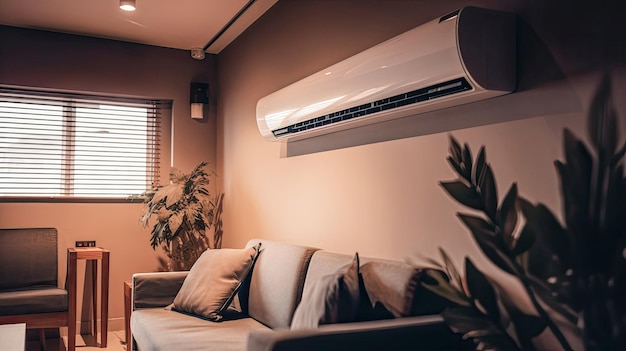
[172,244,260,321]
[290,253,360,329]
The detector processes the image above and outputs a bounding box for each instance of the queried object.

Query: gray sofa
[130,239,466,351]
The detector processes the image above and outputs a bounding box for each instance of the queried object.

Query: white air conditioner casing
[257,6,516,142]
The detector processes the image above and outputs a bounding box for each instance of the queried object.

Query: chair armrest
[246,315,467,351]
[132,271,188,310]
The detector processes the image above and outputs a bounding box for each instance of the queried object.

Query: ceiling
[0,0,278,54]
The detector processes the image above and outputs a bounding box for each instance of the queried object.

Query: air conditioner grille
[272,77,472,138]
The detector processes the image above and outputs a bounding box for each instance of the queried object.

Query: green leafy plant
[427,74,626,350]
[520,75,626,350]
[140,162,223,271]
[429,137,569,350]
[421,250,539,351]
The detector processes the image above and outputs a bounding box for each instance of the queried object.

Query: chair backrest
[0,228,59,290]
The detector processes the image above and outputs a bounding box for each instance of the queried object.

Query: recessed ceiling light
[120,0,136,11]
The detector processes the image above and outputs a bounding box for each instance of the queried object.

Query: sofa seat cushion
[0,286,68,316]
[131,308,270,351]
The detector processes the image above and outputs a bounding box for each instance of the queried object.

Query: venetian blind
[0,87,169,201]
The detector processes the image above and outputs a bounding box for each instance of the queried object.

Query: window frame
[0,86,169,203]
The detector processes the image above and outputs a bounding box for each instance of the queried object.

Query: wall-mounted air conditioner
[256,6,516,142]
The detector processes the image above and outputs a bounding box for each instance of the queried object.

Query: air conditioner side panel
[458,6,516,92]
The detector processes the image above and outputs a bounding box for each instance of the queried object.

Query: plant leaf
[458,213,496,234]
[165,183,184,208]
[149,185,168,205]
[420,269,471,307]
[462,143,473,182]
[447,156,467,181]
[511,224,536,256]
[449,134,463,162]
[440,181,483,210]
[511,309,546,339]
[139,205,152,226]
[169,167,186,183]
[168,210,184,237]
[465,258,500,322]
[442,306,496,335]
[518,198,570,267]
[480,164,498,223]
[473,336,520,351]
[442,306,520,350]
[498,183,519,251]
[474,146,486,185]
[559,130,593,236]
[611,141,626,167]
[458,214,516,275]
[439,248,463,291]
[588,73,617,158]
[527,276,578,324]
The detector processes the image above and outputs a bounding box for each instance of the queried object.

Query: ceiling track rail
[202,0,257,51]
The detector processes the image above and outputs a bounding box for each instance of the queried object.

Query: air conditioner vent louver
[257,6,516,142]
[272,78,471,138]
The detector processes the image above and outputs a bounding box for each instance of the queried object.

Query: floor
[25,331,128,351]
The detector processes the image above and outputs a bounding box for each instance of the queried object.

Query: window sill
[0,196,146,204]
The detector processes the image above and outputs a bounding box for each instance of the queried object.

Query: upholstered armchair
[0,228,76,351]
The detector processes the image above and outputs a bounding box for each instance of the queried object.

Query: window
[0,87,169,201]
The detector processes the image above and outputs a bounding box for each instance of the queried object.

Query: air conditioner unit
[256,6,516,142]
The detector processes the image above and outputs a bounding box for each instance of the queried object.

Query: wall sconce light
[120,0,136,11]
[190,83,209,120]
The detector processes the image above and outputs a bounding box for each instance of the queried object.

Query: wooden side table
[67,247,110,348]
[124,280,132,347]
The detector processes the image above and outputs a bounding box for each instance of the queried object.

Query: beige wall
[217,0,625,346]
[0,26,217,330]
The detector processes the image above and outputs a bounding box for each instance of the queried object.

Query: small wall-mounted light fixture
[190,83,209,120]
[120,0,136,11]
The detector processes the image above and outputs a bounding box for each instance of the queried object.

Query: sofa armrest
[132,271,188,310]
[246,315,467,351]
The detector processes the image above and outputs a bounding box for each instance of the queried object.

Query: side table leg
[92,260,98,338]
[67,251,77,351]
[101,251,110,348]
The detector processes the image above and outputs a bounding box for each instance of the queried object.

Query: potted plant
[424,74,626,350]
[140,161,224,271]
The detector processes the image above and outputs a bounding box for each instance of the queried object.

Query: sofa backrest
[303,250,449,319]
[0,228,59,290]
[300,250,355,298]
[243,239,318,329]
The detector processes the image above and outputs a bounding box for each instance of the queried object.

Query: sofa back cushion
[242,239,318,329]
[301,251,355,297]
[290,253,361,329]
[0,228,58,290]
[303,250,447,320]
[359,259,421,317]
